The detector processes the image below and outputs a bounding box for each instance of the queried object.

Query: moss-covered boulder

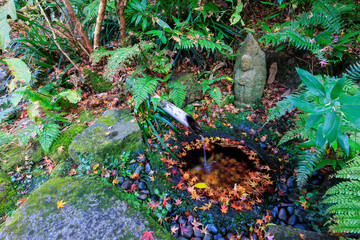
[168,72,203,107]
[84,69,113,93]
[69,108,144,164]
[0,173,16,217]
[0,177,173,239]
[266,225,339,240]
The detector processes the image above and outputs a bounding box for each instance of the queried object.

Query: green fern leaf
[37,122,60,153]
[133,75,159,109]
[168,82,186,107]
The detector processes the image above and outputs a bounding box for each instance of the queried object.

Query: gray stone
[168,72,203,107]
[68,108,144,164]
[267,225,339,240]
[134,164,144,174]
[145,162,151,172]
[137,193,148,200]
[278,207,288,221]
[234,33,266,107]
[138,181,147,190]
[288,215,297,226]
[194,229,204,238]
[0,177,174,240]
[203,233,213,240]
[121,179,132,190]
[206,223,218,234]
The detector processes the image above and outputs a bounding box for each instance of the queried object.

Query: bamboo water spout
[152,94,202,135]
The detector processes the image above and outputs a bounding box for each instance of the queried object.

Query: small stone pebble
[120,179,132,190]
[206,223,218,234]
[287,206,294,215]
[182,226,193,238]
[214,233,223,240]
[278,183,288,193]
[138,181,147,190]
[278,207,288,221]
[137,193,147,200]
[144,163,151,172]
[134,165,144,174]
[288,215,297,226]
[178,216,186,225]
[271,206,279,218]
[203,233,213,240]
[177,236,188,240]
[194,229,204,238]
[286,176,296,188]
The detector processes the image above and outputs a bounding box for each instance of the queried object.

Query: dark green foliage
[346,61,360,80]
[83,69,113,93]
[324,156,360,234]
[167,82,186,108]
[132,75,160,110]
[37,122,61,153]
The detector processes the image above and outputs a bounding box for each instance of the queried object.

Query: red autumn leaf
[140,231,154,240]
[220,203,228,214]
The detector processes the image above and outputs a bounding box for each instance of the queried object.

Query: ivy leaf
[140,231,154,240]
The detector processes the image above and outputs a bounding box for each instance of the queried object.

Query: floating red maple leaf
[140,231,154,240]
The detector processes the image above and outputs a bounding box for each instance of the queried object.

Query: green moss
[0,173,17,217]
[84,69,113,93]
[77,111,97,123]
[97,115,116,126]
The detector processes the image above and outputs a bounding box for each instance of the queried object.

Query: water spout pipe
[152,94,202,135]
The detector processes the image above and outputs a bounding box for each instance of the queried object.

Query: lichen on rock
[0,176,173,240]
[68,108,145,164]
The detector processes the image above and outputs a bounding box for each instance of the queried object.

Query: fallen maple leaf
[140,231,154,240]
[299,233,306,240]
[57,199,68,208]
[220,203,228,214]
[18,197,26,205]
[57,146,64,153]
[171,225,179,235]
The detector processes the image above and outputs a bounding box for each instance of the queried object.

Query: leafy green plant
[323,155,360,234]
[199,74,234,107]
[267,68,360,186]
[260,0,360,65]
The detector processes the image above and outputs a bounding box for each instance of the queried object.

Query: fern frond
[168,82,186,107]
[37,122,60,153]
[266,98,295,123]
[133,75,160,109]
[346,61,360,80]
[296,149,325,186]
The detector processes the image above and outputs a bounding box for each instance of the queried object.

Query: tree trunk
[93,0,107,49]
[115,0,127,41]
[61,0,92,54]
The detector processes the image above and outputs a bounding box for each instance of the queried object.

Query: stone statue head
[241,54,253,71]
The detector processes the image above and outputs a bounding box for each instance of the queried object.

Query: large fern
[168,82,186,107]
[91,41,155,81]
[297,148,325,187]
[323,155,360,234]
[132,75,160,110]
[345,61,360,81]
[37,122,60,153]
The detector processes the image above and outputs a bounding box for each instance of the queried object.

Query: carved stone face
[241,55,253,71]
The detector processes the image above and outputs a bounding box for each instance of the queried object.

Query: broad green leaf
[339,94,360,106]
[10,87,27,106]
[296,68,325,97]
[194,183,208,189]
[27,101,41,123]
[287,96,315,112]
[3,58,32,91]
[323,111,337,135]
[337,134,349,156]
[316,123,326,149]
[330,77,345,100]
[156,18,171,30]
[305,113,322,129]
[58,89,81,103]
[4,0,17,20]
[297,139,316,148]
[0,19,11,50]
[341,105,360,129]
[325,115,340,144]
[312,105,331,115]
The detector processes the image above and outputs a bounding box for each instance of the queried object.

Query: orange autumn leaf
[299,233,306,240]
[57,199,68,208]
[220,203,228,214]
[199,202,212,211]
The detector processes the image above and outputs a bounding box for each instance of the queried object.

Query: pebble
[288,215,297,226]
[138,181,147,190]
[120,179,132,190]
[178,216,187,225]
[140,190,149,195]
[287,194,298,202]
[278,207,288,221]
[182,226,193,238]
[177,237,188,240]
[137,193,148,200]
[194,229,204,238]
[134,165,144,174]
[259,142,267,149]
[145,163,151,172]
[206,224,218,234]
[286,176,296,188]
[294,223,308,230]
[278,183,288,193]
[271,206,279,218]
[203,233,213,240]
[194,238,202,240]
[287,206,294,215]
[214,233,223,240]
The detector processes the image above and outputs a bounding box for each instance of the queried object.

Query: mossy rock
[168,72,203,107]
[68,108,145,164]
[0,173,16,217]
[84,68,113,93]
[0,142,44,171]
[266,225,339,240]
[0,176,174,240]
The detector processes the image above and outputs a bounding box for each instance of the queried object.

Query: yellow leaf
[57,199,68,209]
[93,163,99,170]
[194,183,208,189]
